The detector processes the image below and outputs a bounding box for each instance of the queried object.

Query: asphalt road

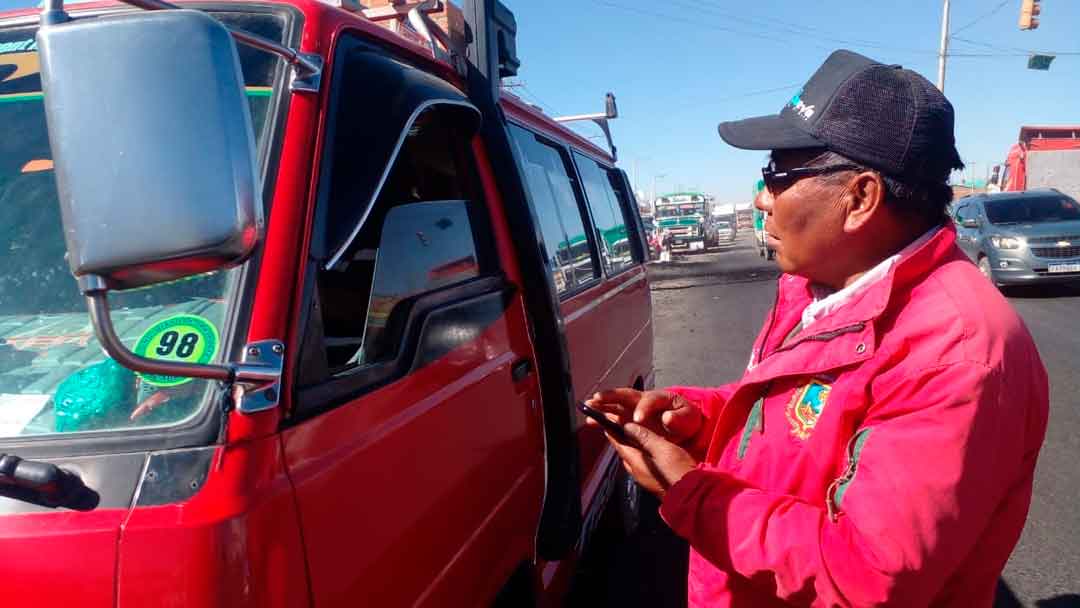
[568,233,1080,607]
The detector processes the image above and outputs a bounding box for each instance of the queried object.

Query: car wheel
[978,256,997,285]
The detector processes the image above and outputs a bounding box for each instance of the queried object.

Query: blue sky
[504,0,1079,204]
[2,0,1075,204]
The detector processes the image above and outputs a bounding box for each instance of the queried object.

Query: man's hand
[585,388,703,444]
[607,422,698,497]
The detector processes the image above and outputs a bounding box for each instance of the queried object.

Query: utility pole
[651,173,667,207]
[937,0,951,92]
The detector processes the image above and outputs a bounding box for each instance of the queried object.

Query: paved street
[569,232,1080,607]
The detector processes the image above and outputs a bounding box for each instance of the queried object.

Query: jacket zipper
[755,282,783,367]
[826,427,873,521]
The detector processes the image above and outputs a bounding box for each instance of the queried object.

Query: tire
[596,466,651,540]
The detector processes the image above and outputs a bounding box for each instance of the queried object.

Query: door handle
[511,358,533,383]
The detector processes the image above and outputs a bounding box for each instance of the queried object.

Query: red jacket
[661,226,1048,607]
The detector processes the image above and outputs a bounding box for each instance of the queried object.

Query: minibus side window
[508,124,599,297]
[573,153,635,276]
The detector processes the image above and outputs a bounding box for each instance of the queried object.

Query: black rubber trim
[610,168,649,266]
[465,1,583,559]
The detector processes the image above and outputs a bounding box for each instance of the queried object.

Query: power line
[660,83,802,117]
[587,0,834,52]
[503,79,563,115]
[951,35,1080,57]
[950,0,1010,35]
[951,35,1026,54]
[714,83,802,102]
[682,0,939,57]
[519,82,560,114]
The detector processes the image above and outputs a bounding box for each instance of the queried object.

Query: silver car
[954,189,1080,287]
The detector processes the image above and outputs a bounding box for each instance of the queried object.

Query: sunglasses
[760,162,862,195]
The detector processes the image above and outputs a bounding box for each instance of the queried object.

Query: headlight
[989,236,1023,250]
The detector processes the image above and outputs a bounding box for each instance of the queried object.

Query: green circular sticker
[133,314,220,387]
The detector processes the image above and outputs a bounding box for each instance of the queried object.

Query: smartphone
[577,401,628,440]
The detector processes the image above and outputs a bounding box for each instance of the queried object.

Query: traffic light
[1019,0,1041,31]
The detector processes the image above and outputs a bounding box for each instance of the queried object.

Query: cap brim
[717,114,824,151]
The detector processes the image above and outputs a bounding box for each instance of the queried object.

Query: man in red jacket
[587,49,1049,607]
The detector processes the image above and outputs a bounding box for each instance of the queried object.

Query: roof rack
[554,92,619,161]
[351,1,466,75]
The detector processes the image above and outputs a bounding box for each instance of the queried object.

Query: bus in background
[654,191,711,251]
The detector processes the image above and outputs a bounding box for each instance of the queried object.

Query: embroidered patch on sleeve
[786,380,831,440]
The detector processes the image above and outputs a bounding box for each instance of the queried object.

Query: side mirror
[605,92,618,119]
[38,10,262,291]
[36,10,278,405]
[962,218,980,229]
[493,0,520,78]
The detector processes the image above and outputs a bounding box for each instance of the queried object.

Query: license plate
[1048,263,1080,273]
[690,241,705,251]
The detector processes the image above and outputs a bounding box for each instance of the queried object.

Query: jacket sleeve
[659,361,1037,607]
[665,384,736,461]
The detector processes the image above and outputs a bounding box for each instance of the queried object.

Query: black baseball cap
[718,50,963,183]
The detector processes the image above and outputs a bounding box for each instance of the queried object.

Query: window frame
[506,120,604,300]
[607,166,649,266]
[290,33,504,420]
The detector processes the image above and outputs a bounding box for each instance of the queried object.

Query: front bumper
[987,251,1080,285]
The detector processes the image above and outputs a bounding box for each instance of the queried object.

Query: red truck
[0,1,654,605]
[991,125,1080,200]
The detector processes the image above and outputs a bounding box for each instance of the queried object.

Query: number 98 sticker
[133,314,220,387]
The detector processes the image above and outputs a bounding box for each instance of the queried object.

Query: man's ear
[843,171,886,233]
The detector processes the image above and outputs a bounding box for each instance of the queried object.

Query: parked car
[953,189,1080,287]
[0,2,654,606]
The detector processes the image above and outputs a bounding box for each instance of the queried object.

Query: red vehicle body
[0,1,653,605]
[993,125,1080,200]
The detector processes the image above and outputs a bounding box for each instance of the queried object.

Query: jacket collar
[739,224,960,386]
[779,224,959,337]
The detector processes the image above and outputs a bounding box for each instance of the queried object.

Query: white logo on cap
[793,98,815,120]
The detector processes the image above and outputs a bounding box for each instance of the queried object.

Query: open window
[296,42,503,414]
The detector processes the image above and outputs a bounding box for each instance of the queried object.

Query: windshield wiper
[0,453,98,510]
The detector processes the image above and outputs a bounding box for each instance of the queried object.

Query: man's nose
[755,190,774,214]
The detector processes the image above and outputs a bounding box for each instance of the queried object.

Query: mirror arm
[40,0,69,25]
[82,280,282,389]
[553,115,618,161]
[85,289,235,383]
